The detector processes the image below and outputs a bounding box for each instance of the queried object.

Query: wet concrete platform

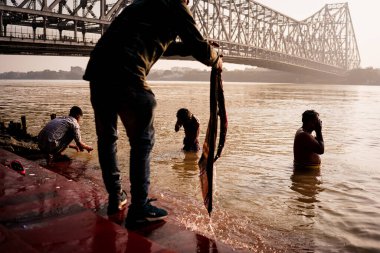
[0,149,243,253]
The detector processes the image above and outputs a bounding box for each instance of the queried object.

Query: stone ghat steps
[0,148,244,253]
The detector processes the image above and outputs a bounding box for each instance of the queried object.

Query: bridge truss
[0,0,360,75]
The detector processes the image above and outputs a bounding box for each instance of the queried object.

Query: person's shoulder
[295,128,303,135]
[66,116,79,125]
[295,128,310,139]
[192,115,200,124]
[165,0,191,14]
[50,116,65,123]
[60,116,72,122]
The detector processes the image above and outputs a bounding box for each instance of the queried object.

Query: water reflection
[290,167,324,218]
[125,221,167,253]
[171,152,199,179]
[196,233,218,252]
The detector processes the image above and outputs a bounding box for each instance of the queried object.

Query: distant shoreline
[1,79,380,87]
[1,66,379,85]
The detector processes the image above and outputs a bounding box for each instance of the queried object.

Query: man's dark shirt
[83,0,218,88]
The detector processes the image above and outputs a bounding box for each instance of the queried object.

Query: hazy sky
[0,0,379,72]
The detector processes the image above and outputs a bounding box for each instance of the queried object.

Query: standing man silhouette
[84,0,223,225]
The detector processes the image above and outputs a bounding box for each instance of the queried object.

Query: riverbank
[0,117,249,252]
[0,148,245,253]
[0,112,245,252]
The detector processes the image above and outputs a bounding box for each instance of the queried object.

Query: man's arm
[71,121,93,152]
[70,142,93,153]
[315,132,324,154]
[300,132,324,155]
[175,120,182,132]
[79,142,94,153]
[164,42,191,57]
[314,119,324,154]
[166,0,221,69]
[68,143,80,151]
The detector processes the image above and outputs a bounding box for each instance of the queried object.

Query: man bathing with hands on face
[293,110,324,169]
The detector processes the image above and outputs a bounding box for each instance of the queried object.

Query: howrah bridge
[0,0,361,75]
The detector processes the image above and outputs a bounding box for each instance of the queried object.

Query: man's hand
[213,56,223,71]
[76,143,93,153]
[69,144,80,152]
[175,123,181,132]
[315,119,322,133]
[83,144,93,153]
[209,41,220,48]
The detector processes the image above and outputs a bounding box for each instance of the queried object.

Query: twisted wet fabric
[198,67,228,215]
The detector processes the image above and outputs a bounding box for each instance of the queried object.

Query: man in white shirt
[38,106,93,164]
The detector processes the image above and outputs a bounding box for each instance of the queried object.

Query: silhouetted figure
[293,110,324,169]
[175,108,200,152]
[83,0,223,225]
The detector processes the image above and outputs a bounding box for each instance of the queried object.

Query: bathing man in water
[293,110,324,168]
[38,106,93,164]
[175,108,200,152]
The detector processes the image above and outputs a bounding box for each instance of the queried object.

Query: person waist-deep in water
[293,110,324,169]
[38,106,93,165]
[83,0,223,225]
[175,108,200,151]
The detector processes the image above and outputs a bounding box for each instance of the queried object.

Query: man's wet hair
[302,110,319,124]
[69,106,83,118]
[177,108,191,121]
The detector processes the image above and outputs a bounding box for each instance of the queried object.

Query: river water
[1,80,380,252]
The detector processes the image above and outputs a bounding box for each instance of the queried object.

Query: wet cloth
[38,116,81,154]
[198,68,228,215]
[293,161,321,170]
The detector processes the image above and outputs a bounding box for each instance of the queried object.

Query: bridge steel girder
[191,0,360,75]
[0,0,360,75]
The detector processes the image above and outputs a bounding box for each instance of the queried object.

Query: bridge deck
[0,1,360,75]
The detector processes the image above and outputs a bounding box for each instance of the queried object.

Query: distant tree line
[343,68,380,85]
[0,66,84,80]
[0,66,379,85]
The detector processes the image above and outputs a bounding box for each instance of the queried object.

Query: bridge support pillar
[82,30,86,43]
[42,0,47,11]
[74,21,77,42]
[43,17,46,40]
[100,24,104,35]
[81,24,86,43]
[0,11,3,37]
[100,0,105,20]
[32,21,37,40]
[32,27,36,40]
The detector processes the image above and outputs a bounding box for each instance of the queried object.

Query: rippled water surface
[1,80,380,252]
